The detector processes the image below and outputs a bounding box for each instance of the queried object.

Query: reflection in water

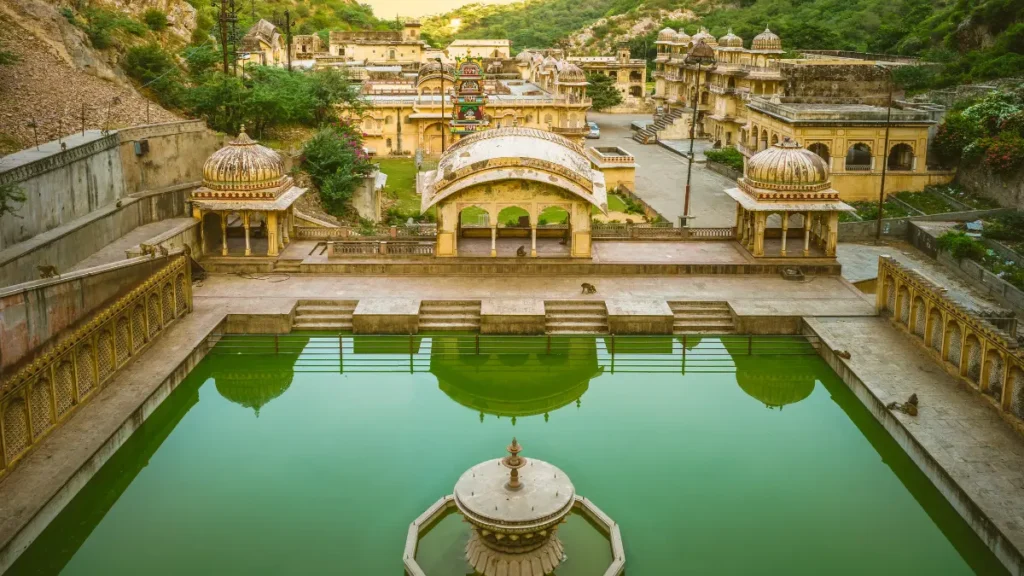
[211,336,309,415]
[724,339,815,409]
[430,336,602,424]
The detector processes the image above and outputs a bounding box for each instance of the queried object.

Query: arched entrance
[422,122,446,155]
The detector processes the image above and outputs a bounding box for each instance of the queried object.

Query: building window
[846,143,873,171]
[385,116,393,125]
[809,143,830,164]
[386,138,392,148]
[887,143,914,171]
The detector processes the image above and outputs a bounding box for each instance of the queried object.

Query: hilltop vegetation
[422,0,1024,89]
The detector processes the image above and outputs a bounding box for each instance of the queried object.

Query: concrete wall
[780,62,892,106]
[0,134,124,251]
[957,164,1024,210]
[837,208,1011,242]
[118,121,222,196]
[0,254,175,375]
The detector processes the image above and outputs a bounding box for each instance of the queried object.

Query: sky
[364,0,520,18]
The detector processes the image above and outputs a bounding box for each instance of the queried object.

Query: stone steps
[419,300,481,332]
[292,300,357,331]
[669,301,735,334]
[633,109,685,144]
[545,301,608,334]
[274,260,303,273]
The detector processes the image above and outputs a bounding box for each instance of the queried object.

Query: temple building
[649,26,954,199]
[190,127,306,258]
[323,21,426,71]
[724,137,853,258]
[445,39,511,59]
[418,127,608,258]
[238,19,285,68]
[568,46,648,111]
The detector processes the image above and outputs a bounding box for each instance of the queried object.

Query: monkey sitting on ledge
[886,393,919,416]
[37,265,59,279]
[581,282,596,294]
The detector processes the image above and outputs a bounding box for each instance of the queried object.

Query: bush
[982,212,1024,242]
[937,230,987,261]
[301,123,374,215]
[982,133,1024,175]
[0,182,26,217]
[143,9,168,32]
[123,43,182,106]
[931,112,983,167]
[585,72,622,111]
[704,147,744,172]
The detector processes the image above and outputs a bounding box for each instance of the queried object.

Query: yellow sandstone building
[649,26,953,200]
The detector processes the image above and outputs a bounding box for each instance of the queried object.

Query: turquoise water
[8,335,1006,575]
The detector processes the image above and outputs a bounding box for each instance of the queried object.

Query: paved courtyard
[587,113,738,228]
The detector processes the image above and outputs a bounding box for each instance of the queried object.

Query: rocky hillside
[0,0,191,155]
[565,8,697,54]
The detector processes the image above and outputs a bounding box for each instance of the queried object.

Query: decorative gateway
[450,58,490,138]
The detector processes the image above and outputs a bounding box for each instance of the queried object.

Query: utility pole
[436,57,446,153]
[215,0,230,74]
[875,64,894,243]
[230,0,238,75]
[285,9,292,71]
[681,41,715,228]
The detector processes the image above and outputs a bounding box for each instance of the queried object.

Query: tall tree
[586,73,623,111]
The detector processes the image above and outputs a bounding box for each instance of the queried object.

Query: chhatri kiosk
[419,127,608,258]
[724,137,853,258]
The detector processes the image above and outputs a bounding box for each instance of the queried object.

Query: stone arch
[760,130,768,150]
[76,344,96,398]
[384,115,393,125]
[458,205,491,227]
[964,334,982,384]
[629,85,642,97]
[1011,366,1024,419]
[887,143,914,171]
[97,330,114,381]
[162,283,174,323]
[54,361,75,417]
[201,212,222,254]
[3,399,29,462]
[131,304,146,349]
[29,379,52,438]
[897,285,910,326]
[175,274,188,315]
[945,320,962,367]
[912,297,926,337]
[846,143,872,171]
[537,204,570,226]
[497,205,532,228]
[116,316,132,364]
[770,134,779,146]
[928,309,943,352]
[883,276,896,315]
[808,142,830,164]
[984,350,1005,400]
[148,295,161,337]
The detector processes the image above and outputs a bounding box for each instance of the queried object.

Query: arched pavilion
[724,137,853,258]
[418,127,608,258]
[190,127,306,258]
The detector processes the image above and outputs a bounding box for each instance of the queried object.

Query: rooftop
[747,98,935,124]
[449,39,510,47]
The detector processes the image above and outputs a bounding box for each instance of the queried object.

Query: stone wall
[117,121,222,195]
[0,254,176,375]
[0,134,124,251]
[780,62,892,106]
[957,164,1024,210]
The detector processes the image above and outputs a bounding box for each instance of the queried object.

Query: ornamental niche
[450,59,490,138]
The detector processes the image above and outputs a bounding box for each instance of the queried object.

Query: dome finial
[502,437,527,491]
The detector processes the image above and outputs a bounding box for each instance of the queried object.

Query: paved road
[587,113,738,227]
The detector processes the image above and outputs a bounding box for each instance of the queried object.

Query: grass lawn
[376,157,420,214]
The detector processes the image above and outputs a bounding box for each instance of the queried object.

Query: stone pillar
[267,211,279,257]
[803,211,811,256]
[736,204,745,243]
[197,210,205,256]
[531,225,537,257]
[243,212,251,256]
[780,211,788,256]
[826,211,839,257]
[220,212,228,256]
[282,209,290,245]
[278,215,285,251]
[490,226,497,258]
[753,213,765,257]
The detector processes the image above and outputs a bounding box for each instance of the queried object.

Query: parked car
[586,122,600,139]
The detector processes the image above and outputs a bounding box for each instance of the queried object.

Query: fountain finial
[502,437,527,490]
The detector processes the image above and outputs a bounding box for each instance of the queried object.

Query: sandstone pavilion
[725,137,853,258]
[190,127,306,258]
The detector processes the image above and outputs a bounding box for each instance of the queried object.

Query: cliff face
[90,0,197,42]
[0,0,183,155]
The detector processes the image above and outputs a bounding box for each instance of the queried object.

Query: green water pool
[8,335,1006,575]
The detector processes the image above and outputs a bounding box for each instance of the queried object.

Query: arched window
[770,134,779,146]
[384,116,393,125]
[544,114,553,125]
[629,85,642,97]
[388,48,396,60]
[808,142,830,164]
[630,71,642,82]
[386,138,392,149]
[888,143,914,171]
[846,143,872,171]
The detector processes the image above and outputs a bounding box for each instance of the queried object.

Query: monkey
[886,393,919,416]
[907,393,918,406]
[115,200,123,208]
[37,264,59,278]
[581,282,596,294]
[559,235,568,245]
[60,142,67,152]
[516,245,526,257]
[836,350,851,359]
[140,243,157,257]
[158,245,169,257]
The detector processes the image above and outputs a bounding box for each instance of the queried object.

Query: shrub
[983,133,1024,175]
[0,182,26,217]
[301,123,374,215]
[704,147,744,172]
[982,213,1024,242]
[937,230,986,261]
[931,112,983,166]
[585,72,622,111]
[143,9,168,32]
[123,43,182,106]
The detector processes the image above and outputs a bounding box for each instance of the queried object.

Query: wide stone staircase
[669,301,736,334]
[291,300,358,331]
[632,108,685,144]
[418,300,482,332]
[545,301,609,334]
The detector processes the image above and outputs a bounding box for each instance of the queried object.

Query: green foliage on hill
[586,73,623,111]
[423,0,1024,88]
[932,86,1024,175]
[301,123,375,214]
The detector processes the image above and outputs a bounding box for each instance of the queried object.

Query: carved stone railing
[294,225,437,241]
[877,256,1024,431]
[592,222,735,241]
[327,240,435,257]
[0,254,193,476]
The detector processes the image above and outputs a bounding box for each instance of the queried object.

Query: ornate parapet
[877,255,1024,432]
[0,254,193,476]
[0,134,119,187]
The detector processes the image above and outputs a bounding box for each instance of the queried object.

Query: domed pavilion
[419,127,608,258]
[190,127,306,257]
[724,137,853,258]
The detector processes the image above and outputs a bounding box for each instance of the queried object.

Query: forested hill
[420,0,1024,88]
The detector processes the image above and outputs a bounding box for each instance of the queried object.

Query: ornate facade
[190,128,306,257]
[568,46,648,111]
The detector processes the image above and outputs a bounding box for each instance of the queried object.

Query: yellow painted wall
[598,166,636,193]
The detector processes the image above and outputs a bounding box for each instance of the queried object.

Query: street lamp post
[681,40,715,228]
[875,64,894,243]
[436,57,447,153]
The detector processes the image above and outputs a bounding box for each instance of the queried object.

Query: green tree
[143,9,168,31]
[123,43,182,106]
[185,73,250,134]
[586,72,622,111]
[301,123,374,214]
